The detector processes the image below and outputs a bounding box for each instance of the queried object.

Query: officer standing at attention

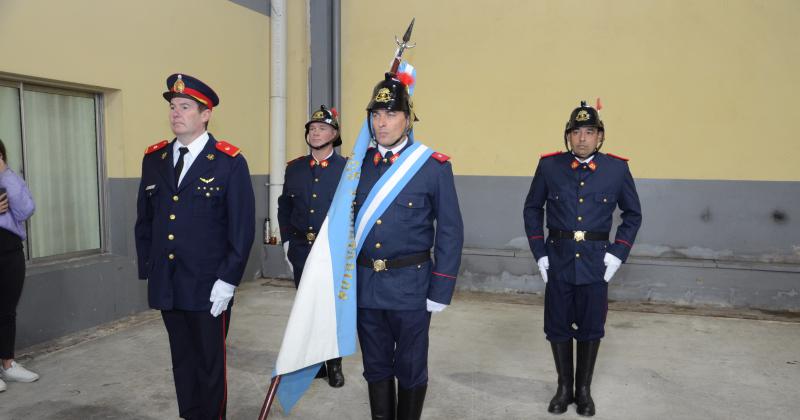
[354,73,464,420]
[135,73,255,420]
[523,101,642,417]
[277,104,347,387]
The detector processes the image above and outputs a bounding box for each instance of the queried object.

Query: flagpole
[257,375,281,420]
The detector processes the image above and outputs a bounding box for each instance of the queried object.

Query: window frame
[0,77,108,263]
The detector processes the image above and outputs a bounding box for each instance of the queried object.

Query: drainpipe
[332,0,341,113]
[268,0,287,243]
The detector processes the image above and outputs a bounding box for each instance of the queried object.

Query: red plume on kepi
[397,72,415,88]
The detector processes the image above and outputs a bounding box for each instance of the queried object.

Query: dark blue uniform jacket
[354,139,464,310]
[277,152,347,247]
[524,151,642,285]
[135,134,255,311]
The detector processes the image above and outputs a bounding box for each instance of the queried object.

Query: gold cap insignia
[312,110,325,119]
[206,153,215,160]
[575,110,590,122]
[173,75,185,93]
[375,88,392,103]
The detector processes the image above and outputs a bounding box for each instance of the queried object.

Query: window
[0,80,104,259]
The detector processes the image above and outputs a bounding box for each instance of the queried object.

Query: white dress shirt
[173,131,209,186]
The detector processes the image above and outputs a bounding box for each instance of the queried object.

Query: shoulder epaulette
[540,151,563,159]
[216,140,241,157]
[145,140,169,155]
[431,152,450,163]
[607,153,630,161]
[286,156,306,165]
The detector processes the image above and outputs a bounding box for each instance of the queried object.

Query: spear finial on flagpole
[390,18,416,74]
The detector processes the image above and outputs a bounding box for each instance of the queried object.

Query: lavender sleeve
[0,168,35,239]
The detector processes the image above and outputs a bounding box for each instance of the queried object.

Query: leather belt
[357,252,430,272]
[549,229,609,242]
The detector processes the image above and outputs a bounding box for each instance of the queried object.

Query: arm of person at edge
[523,162,549,282]
[604,162,642,282]
[0,159,35,221]
[134,158,154,280]
[210,154,256,317]
[427,161,464,313]
[276,174,294,272]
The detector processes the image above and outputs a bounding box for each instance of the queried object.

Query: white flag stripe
[355,144,430,245]
[275,218,339,375]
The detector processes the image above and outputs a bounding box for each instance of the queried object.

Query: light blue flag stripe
[354,135,433,251]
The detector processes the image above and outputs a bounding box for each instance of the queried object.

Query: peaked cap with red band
[163,73,220,110]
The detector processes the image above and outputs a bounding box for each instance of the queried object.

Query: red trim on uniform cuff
[529,235,544,240]
[433,272,456,279]
[615,239,632,248]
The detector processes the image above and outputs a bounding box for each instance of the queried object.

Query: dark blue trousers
[357,308,431,389]
[162,309,231,420]
[287,242,311,288]
[544,279,608,342]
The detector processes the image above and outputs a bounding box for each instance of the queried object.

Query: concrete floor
[2,279,799,420]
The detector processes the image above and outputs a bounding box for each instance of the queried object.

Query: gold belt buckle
[573,231,586,242]
[306,232,316,241]
[373,259,387,272]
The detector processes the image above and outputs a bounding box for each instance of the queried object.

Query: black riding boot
[326,357,345,388]
[575,340,601,417]
[397,384,427,420]
[548,339,574,414]
[368,378,396,420]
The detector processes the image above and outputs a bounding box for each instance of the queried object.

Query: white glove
[209,279,236,317]
[283,241,293,273]
[537,256,549,283]
[603,253,622,282]
[426,299,447,313]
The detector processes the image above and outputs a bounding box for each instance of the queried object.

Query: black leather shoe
[368,378,396,420]
[397,384,427,420]
[547,340,574,414]
[575,340,601,417]
[326,358,345,388]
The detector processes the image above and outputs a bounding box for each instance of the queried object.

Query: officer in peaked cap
[523,100,642,417]
[277,104,347,388]
[353,72,464,420]
[135,73,255,419]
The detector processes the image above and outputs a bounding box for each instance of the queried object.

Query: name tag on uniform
[145,184,156,191]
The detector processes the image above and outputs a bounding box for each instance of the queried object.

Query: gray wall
[16,175,269,349]
[17,174,799,351]
[456,175,800,310]
[262,175,800,311]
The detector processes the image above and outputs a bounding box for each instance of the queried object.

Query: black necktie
[384,151,394,164]
[174,147,189,187]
